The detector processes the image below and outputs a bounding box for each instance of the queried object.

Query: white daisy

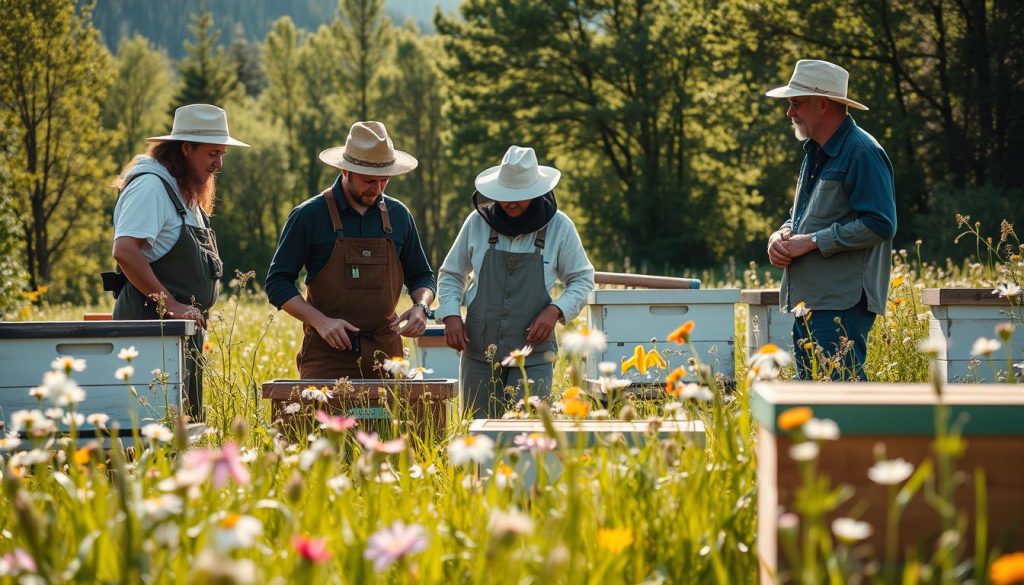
[868,458,914,485]
[447,434,495,466]
[832,517,872,542]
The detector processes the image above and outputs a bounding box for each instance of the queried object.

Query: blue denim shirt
[780,116,896,315]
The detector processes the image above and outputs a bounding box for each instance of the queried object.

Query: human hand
[443,316,469,352]
[779,233,817,260]
[394,305,428,337]
[314,317,360,351]
[767,228,793,268]
[526,305,560,345]
[166,300,206,328]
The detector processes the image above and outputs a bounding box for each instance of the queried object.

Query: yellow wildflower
[564,398,590,419]
[891,274,905,288]
[563,386,582,401]
[991,551,1024,585]
[667,321,695,344]
[664,367,686,396]
[73,447,91,467]
[777,407,813,431]
[597,527,634,553]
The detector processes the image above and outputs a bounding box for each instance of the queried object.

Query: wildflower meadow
[1,219,1023,584]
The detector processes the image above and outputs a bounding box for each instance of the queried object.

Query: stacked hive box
[740,289,796,360]
[0,320,196,436]
[586,288,740,382]
[924,288,1021,382]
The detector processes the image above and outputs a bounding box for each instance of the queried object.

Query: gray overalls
[112,173,221,421]
[461,226,557,417]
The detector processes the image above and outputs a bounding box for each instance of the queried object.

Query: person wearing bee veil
[436,146,595,417]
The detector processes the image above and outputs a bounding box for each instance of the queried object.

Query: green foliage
[102,34,176,168]
[0,0,114,300]
[213,105,293,285]
[0,129,28,318]
[378,26,456,268]
[171,10,243,110]
[438,0,781,271]
[337,0,391,121]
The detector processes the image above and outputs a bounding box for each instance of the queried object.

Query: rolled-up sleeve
[816,144,896,258]
[434,215,474,321]
[265,207,310,309]
[550,216,595,322]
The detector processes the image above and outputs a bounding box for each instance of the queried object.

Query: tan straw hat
[318,121,418,176]
[475,145,561,202]
[147,104,250,147]
[765,60,868,111]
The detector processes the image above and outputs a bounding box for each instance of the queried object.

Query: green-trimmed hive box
[752,382,1024,584]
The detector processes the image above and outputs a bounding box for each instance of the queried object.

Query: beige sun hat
[319,121,418,176]
[765,59,869,111]
[146,104,250,147]
[475,145,561,202]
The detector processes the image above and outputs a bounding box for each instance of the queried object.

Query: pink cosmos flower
[356,431,406,454]
[316,411,358,433]
[183,441,251,488]
[293,535,331,564]
[364,521,428,572]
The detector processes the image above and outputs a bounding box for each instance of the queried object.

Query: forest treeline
[1,0,1021,307]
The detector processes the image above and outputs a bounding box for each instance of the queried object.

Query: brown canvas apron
[296,190,404,379]
[112,173,221,421]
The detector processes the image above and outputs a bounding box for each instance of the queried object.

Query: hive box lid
[0,320,196,338]
[588,288,740,305]
[752,382,1024,436]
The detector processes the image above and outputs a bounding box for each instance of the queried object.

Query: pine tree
[172,10,242,110]
[337,0,391,121]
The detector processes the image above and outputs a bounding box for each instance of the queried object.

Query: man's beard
[792,121,808,141]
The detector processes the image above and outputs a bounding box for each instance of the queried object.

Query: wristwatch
[810,232,818,245]
[414,301,434,319]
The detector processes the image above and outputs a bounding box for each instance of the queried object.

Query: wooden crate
[409,324,461,380]
[469,418,705,486]
[740,289,795,361]
[752,382,1024,584]
[261,378,457,435]
[0,320,195,437]
[587,288,739,380]
[923,288,1021,382]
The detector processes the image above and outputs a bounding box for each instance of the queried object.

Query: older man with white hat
[436,145,595,417]
[266,121,435,379]
[106,103,250,419]
[765,60,897,381]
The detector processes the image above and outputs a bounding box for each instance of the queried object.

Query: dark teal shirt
[266,176,436,308]
[779,115,897,315]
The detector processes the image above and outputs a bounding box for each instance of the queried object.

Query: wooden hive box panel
[752,382,1024,584]
[261,377,457,436]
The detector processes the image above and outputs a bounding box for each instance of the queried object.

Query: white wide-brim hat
[319,121,418,176]
[765,59,868,111]
[475,145,561,202]
[147,103,251,147]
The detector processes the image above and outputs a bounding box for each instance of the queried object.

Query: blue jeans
[792,295,877,381]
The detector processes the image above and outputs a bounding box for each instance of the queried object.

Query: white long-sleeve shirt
[435,210,595,323]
